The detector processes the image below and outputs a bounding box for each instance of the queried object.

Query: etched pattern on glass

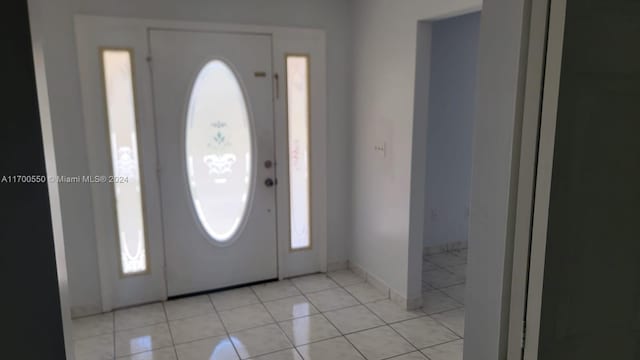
[102,50,147,274]
[286,56,311,250]
[186,60,253,243]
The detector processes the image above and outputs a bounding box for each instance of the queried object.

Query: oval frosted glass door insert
[185,60,253,243]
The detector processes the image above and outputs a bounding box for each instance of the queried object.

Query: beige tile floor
[72,251,465,360]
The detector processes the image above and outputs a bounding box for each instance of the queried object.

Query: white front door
[150,30,278,296]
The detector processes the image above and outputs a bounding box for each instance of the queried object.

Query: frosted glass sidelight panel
[186,60,253,243]
[286,55,311,250]
[102,49,148,275]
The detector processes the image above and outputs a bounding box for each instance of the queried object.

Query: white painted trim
[523,0,567,358]
[348,261,422,310]
[272,30,328,278]
[75,17,166,311]
[74,15,328,310]
[407,20,433,310]
[27,0,74,357]
[505,0,551,357]
[348,263,389,295]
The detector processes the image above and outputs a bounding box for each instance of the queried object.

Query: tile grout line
[291,273,372,360]
[345,278,420,359]
[423,250,467,272]
[240,273,461,358]
[80,268,464,360]
[327,296,373,359]
[248,285,298,358]
[206,291,243,360]
[420,337,464,351]
[429,311,465,339]
[158,301,181,360]
[336,268,466,359]
[335,273,423,360]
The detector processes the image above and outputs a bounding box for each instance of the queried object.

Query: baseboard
[364,271,391,298]
[327,260,349,272]
[390,289,423,310]
[347,262,423,310]
[349,262,403,305]
[71,304,102,319]
[349,262,368,279]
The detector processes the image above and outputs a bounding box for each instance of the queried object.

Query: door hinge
[146,55,152,63]
[521,320,527,349]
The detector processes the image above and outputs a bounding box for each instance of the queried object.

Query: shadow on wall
[423,12,481,253]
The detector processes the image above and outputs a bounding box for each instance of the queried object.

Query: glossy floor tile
[279,314,340,346]
[291,274,339,294]
[421,339,464,360]
[164,295,215,321]
[391,316,459,349]
[72,313,114,340]
[251,348,303,360]
[115,303,167,331]
[431,308,465,337]
[71,266,467,360]
[419,249,467,359]
[73,333,113,360]
[218,303,275,332]
[296,337,365,360]
[210,287,261,311]
[323,305,384,334]
[422,290,462,315]
[391,352,429,360]
[422,269,465,289]
[445,264,467,279]
[230,323,292,358]
[252,280,302,302]
[365,300,426,324]
[344,282,388,304]
[346,325,415,360]
[305,287,359,312]
[169,313,226,344]
[175,335,239,360]
[263,295,319,321]
[327,270,366,287]
[114,323,173,357]
[118,347,178,360]
[440,284,465,304]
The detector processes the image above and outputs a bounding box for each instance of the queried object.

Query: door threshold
[167,278,279,301]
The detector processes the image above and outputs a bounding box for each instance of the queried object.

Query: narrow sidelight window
[101,49,148,275]
[286,55,311,250]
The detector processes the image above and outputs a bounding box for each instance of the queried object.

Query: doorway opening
[74,17,329,312]
[418,11,481,355]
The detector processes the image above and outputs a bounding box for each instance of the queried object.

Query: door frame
[505,0,567,358]
[521,0,567,358]
[75,15,328,311]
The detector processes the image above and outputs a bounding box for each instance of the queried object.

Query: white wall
[423,12,480,248]
[36,0,353,315]
[350,0,481,304]
[30,0,103,316]
[464,0,531,357]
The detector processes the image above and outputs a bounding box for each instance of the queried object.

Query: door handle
[265,178,275,187]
